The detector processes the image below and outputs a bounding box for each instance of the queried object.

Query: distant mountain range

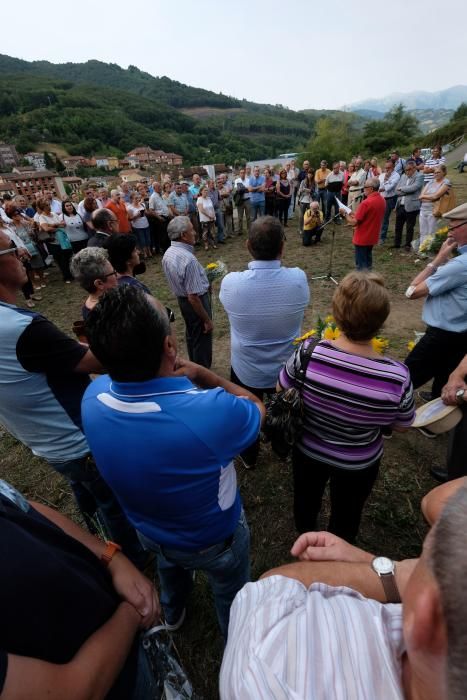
[345,85,467,113]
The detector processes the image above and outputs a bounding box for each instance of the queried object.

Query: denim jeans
[131,641,159,699]
[138,509,250,640]
[354,245,373,270]
[215,210,225,242]
[379,195,397,241]
[250,201,265,222]
[317,188,327,214]
[51,455,146,569]
[326,192,340,221]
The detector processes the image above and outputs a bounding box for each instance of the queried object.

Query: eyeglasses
[0,241,19,258]
[100,269,118,280]
[448,221,467,232]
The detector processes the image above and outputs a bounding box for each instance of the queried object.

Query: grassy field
[1,168,466,698]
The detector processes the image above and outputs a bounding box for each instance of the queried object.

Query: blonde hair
[332,272,390,341]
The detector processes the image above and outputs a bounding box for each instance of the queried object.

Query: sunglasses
[0,241,19,258]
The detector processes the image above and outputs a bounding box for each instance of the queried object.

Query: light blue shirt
[380,171,400,198]
[220,260,310,388]
[249,175,265,204]
[162,241,209,297]
[424,245,467,332]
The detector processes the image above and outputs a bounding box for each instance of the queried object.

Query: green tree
[363,104,420,155]
[303,114,363,166]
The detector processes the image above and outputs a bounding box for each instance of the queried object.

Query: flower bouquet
[294,315,389,354]
[205,260,227,284]
[416,226,450,256]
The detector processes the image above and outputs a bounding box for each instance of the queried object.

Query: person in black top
[0,479,159,699]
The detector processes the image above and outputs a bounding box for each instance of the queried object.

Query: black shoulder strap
[296,337,320,385]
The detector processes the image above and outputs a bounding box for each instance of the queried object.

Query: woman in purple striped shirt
[278,272,415,542]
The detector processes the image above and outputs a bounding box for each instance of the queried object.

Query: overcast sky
[2,0,465,111]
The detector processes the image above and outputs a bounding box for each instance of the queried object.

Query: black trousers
[394,206,418,248]
[230,367,275,466]
[292,447,380,543]
[276,198,290,226]
[177,293,213,368]
[447,406,467,479]
[48,243,73,281]
[404,326,467,398]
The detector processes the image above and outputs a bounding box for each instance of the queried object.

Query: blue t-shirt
[249,175,266,204]
[82,375,261,550]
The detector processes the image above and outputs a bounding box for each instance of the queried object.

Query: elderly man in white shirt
[220,215,309,468]
[379,159,401,244]
[221,479,467,700]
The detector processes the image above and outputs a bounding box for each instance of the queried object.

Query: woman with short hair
[275,169,292,227]
[70,246,118,320]
[37,197,73,283]
[105,233,152,294]
[419,164,451,245]
[278,272,415,542]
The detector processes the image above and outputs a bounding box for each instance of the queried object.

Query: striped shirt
[220,576,405,700]
[279,340,414,469]
[423,155,446,183]
[162,241,209,298]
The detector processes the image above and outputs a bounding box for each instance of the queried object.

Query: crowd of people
[0,139,466,699]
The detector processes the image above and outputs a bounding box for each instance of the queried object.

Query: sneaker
[236,454,256,470]
[417,391,432,404]
[164,607,186,632]
[417,427,438,439]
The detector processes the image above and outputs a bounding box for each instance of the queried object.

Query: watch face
[372,556,394,575]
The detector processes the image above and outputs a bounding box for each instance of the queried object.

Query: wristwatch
[455,388,466,403]
[101,541,122,567]
[371,557,401,603]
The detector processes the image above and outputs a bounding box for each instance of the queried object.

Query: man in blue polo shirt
[248,165,266,222]
[82,285,265,639]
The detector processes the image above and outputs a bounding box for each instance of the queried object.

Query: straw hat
[412,397,463,435]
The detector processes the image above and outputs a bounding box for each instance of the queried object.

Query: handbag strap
[296,337,320,388]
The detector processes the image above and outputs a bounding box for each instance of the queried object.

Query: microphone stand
[311,213,342,286]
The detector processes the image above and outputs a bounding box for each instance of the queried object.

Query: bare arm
[175,359,266,424]
[1,602,141,700]
[441,355,467,404]
[421,182,449,202]
[406,238,458,299]
[30,501,159,627]
[74,349,104,375]
[421,478,467,526]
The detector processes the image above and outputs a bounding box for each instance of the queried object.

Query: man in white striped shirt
[423,145,447,184]
[162,216,213,368]
[220,481,467,700]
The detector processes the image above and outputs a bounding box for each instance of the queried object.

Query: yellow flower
[324,314,335,324]
[293,329,317,345]
[206,262,218,270]
[323,326,341,340]
[407,340,415,351]
[436,226,449,236]
[372,336,389,354]
[418,236,434,254]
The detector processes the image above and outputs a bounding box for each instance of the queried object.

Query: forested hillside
[0,55,324,164]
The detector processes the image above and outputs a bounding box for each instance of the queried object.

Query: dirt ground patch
[1,167,466,699]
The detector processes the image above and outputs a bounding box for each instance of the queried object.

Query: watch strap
[380,572,401,604]
[101,541,122,567]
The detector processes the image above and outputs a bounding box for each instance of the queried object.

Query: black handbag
[263,338,319,459]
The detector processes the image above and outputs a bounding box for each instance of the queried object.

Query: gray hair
[167,216,191,241]
[70,247,110,293]
[366,177,380,191]
[431,485,467,698]
[92,207,115,231]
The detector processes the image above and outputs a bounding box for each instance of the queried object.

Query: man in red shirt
[106,189,131,234]
[340,177,386,270]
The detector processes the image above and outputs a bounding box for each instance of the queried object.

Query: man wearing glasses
[87,208,119,247]
[339,177,386,270]
[0,231,145,567]
[105,189,131,234]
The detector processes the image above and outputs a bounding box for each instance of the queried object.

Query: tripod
[311,213,342,286]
